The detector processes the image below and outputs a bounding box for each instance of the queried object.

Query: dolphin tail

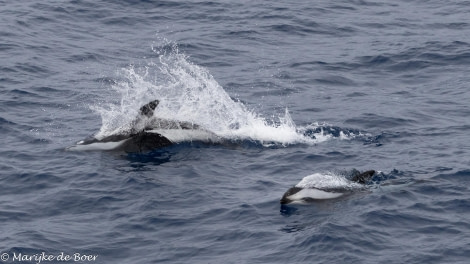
[350,170,376,184]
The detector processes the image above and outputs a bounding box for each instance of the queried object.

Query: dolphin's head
[280,187,303,204]
[350,170,376,184]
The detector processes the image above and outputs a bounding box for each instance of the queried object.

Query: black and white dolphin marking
[280,170,376,204]
[67,100,219,152]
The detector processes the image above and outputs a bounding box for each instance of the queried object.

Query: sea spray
[90,42,334,145]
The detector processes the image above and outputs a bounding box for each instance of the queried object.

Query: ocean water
[1,0,470,263]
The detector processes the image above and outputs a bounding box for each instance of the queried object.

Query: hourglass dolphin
[280,170,376,204]
[67,100,219,152]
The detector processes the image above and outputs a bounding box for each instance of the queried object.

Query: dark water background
[1,1,470,263]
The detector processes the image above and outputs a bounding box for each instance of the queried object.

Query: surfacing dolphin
[67,100,219,152]
[280,170,376,204]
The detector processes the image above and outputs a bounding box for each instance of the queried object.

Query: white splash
[90,41,330,145]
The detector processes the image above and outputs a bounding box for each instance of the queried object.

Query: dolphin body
[280,170,376,204]
[67,100,219,152]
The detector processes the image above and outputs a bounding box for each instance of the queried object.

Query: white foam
[89,41,325,146]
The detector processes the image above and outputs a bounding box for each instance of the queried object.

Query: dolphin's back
[118,131,173,152]
[67,99,218,152]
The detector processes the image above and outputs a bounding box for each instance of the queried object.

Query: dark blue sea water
[2,1,470,263]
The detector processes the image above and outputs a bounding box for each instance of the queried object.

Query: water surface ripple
[1,1,470,263]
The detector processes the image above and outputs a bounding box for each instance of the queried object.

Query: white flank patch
[66,139,128,151]
[287,188,344,203]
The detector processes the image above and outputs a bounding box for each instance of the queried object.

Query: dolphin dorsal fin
[351,170,375,184]
[139,100,159,117]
